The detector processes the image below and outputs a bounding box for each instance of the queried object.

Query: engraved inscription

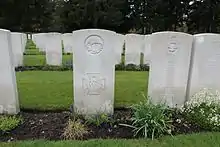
[82,73,105,95]
[84,35,104,55]
[168,36,179,55]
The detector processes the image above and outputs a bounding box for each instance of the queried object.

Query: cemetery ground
[1,40,220,146]
[1,67,219,145]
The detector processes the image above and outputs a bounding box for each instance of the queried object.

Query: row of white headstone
[1,28,220,115]
[31,33,150,66]
[9,32,27,67]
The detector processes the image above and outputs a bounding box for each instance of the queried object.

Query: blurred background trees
[1,0,220,34]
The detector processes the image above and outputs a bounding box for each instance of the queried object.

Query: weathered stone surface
[72,29,117,115]
[148,31,193,107]
[0,29,19,114]
[187,33,220,100]
[11,32,23,67]
[125,34,145,65]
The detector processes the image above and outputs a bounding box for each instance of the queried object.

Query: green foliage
[63,119,88,140]
[120,98,172,139]
[2,0,220,33]
[0,116,23,132]
[85,114,114,127]
[181,88,220,131]
[183,103,220,131]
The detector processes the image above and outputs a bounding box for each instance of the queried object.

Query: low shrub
[63,119,88,140]
[85,113,114,127]
[120,98,172,139]
[15,64,150,72]
[181,88,220,131]
[0,115,23,132]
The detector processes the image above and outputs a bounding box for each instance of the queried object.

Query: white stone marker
[114,34,125,65]
[125,34,145,65]
[143,35,151,65]
[21,33,27,53]
[28,34,31,40]
[32,33,37,44]
[33,33,47,52]
[72,29,117,115]
[45,33,62,66]
[62,33,73,53]
[0,29,19,114]
[11,32,23,67]
[148,31,193,107]
[187,33,220,99]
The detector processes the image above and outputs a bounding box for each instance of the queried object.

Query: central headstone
[0,29,19,114]
[45,33,62,66]
[125,34,145,65]
[72,29,116,115]
[188,33,220,99]
[148,32,193,107]
[11,32,23,67]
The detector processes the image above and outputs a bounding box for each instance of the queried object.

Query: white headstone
[125,34,145,65]
[11,32,23,67]
[72,29,117,115]
[148,31,193,107]
[28,34,31,39]
[33,33,47,52]
[0,29,19,114]
[21,33,27,53]
[32,33,37,44]
[45,33,62,66]
[143,35,151,65]
[114,34,125,65]
[62,33,73,53]
[188,33,220,99]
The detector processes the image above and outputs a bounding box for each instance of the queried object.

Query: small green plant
[181,88,220,131]
[63,119,88,140]
[120,98,172,140]
[0,115,23,132]
[85,113,113,127]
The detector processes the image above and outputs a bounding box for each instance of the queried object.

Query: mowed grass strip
[23,55,73,66]
[16,71,148,110]
[1,132,220,147]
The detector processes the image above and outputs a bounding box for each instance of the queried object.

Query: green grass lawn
[23,55,73,66]
[16,71,148,110]
[1,132,220,147]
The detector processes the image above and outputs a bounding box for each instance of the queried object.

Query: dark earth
[0,109,205,142]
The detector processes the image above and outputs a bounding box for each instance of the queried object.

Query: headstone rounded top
[125,33,143,37]
[72,29,116,34]
[194,33,219,37]
[63,33,72,35]
[152,31,192,37]
[63,33,72,38]
[46,32,61,36]
[194,33,220,44]
[11,32,22,35]
[36,33,46,35]
[0,29,10,32]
